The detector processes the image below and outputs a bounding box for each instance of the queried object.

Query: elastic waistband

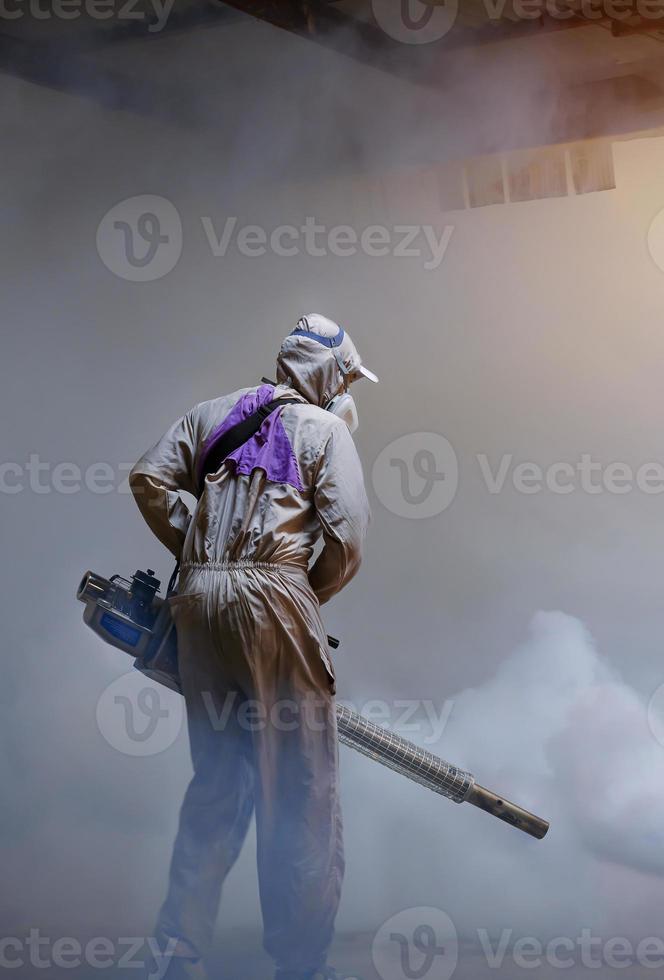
[181,559,305,573]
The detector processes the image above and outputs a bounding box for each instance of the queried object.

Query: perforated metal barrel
[336,703,474,803]
[335,703,549,839]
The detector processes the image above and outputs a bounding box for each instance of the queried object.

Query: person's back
[130,315,376,980]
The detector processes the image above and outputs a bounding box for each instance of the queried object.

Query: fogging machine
[78,566,550,840]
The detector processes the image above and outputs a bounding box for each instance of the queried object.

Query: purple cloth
[198,385,304,492]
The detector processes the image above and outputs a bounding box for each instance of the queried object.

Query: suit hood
[275,335,345,408]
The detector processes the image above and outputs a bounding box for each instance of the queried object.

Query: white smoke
[340,611,664,940]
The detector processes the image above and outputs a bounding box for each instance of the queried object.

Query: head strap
[292,323,346,349]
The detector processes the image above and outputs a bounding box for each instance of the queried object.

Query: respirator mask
[326,390,359,433]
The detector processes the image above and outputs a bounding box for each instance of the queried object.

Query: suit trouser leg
[156,592,254,966]
[213,566,344,974]
[253,690,344,973]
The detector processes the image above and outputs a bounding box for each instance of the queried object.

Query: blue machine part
[100,612,143,648]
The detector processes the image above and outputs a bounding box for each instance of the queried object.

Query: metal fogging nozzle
[465,783,549,839]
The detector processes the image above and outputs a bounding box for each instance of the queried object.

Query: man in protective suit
[129,315,376,980]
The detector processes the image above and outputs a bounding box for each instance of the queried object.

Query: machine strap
[199,397,301,493]
[170,396,301,598]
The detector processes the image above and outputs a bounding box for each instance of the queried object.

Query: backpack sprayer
[77,566,550,840]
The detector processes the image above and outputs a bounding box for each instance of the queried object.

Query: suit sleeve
[128,409,198,558]
[309,422,371,605]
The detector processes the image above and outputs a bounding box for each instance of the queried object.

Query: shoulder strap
[199,397,300,493]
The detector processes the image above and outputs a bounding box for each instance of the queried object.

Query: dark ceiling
[3,0,664,151]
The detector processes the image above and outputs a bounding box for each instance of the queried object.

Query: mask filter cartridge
[326,392,359,433]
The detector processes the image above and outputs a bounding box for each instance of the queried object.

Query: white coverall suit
[129,332,370,977]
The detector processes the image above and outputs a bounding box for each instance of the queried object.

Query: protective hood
[276,314,378,408]
[276,334,346,408]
